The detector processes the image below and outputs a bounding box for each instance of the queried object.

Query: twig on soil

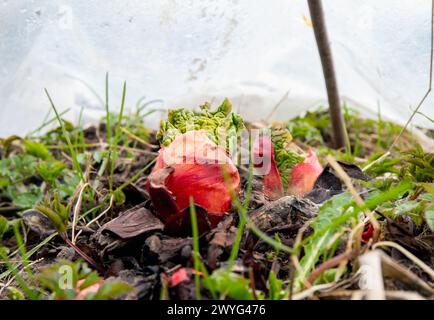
[120,127,159,149]
[319,290,425,300]
[248,269,258,300]
[291,282,335,300]
[380,250,434,296]
[71,182,89,244]
[61,233,99,271]
[373,241,434,280]
[74,194,114,241]
[85,194,115,228]
[291,221,312,289]
[307,251,354,284]
[336,221,366,279]
[362,151,390,172]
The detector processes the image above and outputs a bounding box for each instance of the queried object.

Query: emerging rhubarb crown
[149,100,243,233]
[254,123,323,200]
[149,100,323,233]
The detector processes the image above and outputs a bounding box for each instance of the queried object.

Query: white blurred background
[0,0,433,136]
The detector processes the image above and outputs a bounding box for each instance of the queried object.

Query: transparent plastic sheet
[0,0,433,138]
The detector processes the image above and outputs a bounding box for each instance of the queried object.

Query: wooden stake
[307,0,349,150]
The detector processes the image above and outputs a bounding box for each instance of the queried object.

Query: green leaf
[394,201,421,215]
[35,161,65,183]
[92,281,133,300]
[313,192,353,231]
[92,151,107,163]
[0,246,9,257]
[267,271,285,300]
[295,192,353,290]
[421,183,434,194]
[13,191,43,209]
[113,189,126,205]
[7,287,25,300]
[286,119,323,143]
[78,272,100,290]
[314,267,347,285]
[426,204,434,231]
[0,177,10,188]
[34,193,70,233]
[24,140,51,160]
[419,193,434,202]
[204,269,263,300]
[0,215,8,238]
[365,180,414,210]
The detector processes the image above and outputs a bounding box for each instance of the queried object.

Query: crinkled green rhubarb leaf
[157,98,244,150]
[269,122,304,188]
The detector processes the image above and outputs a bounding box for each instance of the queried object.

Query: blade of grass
[377,102,384,148]
[416,110,434,123]
[227,187,248,270]
[222,165,294,255]
[189,197,201,300]
[112,158,156,194]
[27,108,71,137]
[109,81,126,192]
[105,73,113,191]
[228,139,254,270]
[44,89,84,181]
[0,233,56,282]
[66,75,105,108]
[135,95,147,113]
[0,248,38,299]
[136,99,164,116]
[74,106,85,153]
[12,221,34,280]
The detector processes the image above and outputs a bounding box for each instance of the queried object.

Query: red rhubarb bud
[253,135,284,200]
[287,148,323,197]
[149,130,240,233]
[361,222,374,243]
